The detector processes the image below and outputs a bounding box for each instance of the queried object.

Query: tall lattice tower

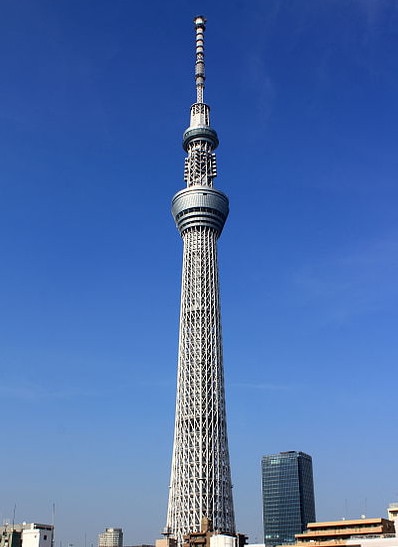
[165,16,235,547]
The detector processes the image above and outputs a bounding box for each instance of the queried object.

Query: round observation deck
[172,186,229,236]
[182,126,219,152]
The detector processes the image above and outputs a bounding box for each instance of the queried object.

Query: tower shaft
[166,16,235,546]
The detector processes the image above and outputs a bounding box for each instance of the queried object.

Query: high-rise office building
[164,16,236,547]
[262,451,316,546]
[98,528,123,547]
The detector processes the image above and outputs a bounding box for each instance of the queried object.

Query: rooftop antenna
[52,503,56,547]
[12,504,16,530]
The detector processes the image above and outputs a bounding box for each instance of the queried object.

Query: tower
[262,451,316,546]
[165,16,235,546]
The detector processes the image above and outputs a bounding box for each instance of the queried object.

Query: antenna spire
[194,16,206,103]
[182,16,219,188]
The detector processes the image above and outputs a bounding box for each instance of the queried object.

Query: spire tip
[193,15,206,28]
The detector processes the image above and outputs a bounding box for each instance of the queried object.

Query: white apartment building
[21,524,53,547]
[98,528,123,547]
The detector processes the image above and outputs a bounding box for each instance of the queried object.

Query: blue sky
[1,0,398,545]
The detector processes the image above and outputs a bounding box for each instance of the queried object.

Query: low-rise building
[295,518,396,547]
[0,529,22,547]
[0,523,53,547]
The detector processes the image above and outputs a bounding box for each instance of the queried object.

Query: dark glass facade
[262,451,316,546]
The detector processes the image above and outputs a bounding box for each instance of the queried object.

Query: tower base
[181,518,247,547]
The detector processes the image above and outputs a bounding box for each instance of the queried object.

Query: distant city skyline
[1,1,398,546]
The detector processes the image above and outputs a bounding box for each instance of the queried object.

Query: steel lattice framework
[165,16,235,546]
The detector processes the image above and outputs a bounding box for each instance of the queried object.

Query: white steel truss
[166,16,236,547]
[166,227,235,545]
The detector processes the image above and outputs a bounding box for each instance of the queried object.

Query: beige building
[294,518,396,547]
[388,505,398,524]
[156,518,247,547]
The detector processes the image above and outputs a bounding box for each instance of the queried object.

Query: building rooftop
[295,518,396,546]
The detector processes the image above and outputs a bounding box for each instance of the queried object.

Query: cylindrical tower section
[172,187,229,236]
[166,225,236,545]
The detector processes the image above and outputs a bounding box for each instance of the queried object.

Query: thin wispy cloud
[0,383,101,401]
[292,233,398,322]
[231,381,293,391]
[0,376,174,402]
[247,54,275,123]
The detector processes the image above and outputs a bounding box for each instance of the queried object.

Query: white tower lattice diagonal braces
[166,16,235,546]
